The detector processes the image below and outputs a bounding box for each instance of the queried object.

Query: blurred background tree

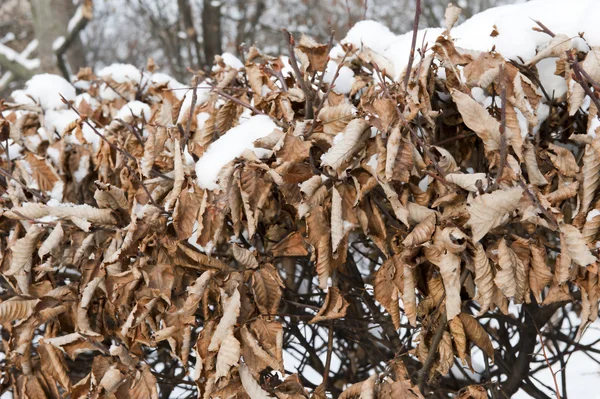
[0,0,526,95]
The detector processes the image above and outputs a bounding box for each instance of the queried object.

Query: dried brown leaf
[309,287,349,324]
[466,187,523,242]
[459,313,494,360]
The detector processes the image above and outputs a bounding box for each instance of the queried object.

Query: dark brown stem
[374,64,450,187]
[570,54,600,114]
[417,313,447,392]
[282,29,314,118]
[532,19,556,38]
[487,65,507,193]
[60,95,164,211]
[213,87,265,117]
[305,48,352,138]
[322,320,334,388]
[0,167,47,202]
[182,75,199,150]
[404,0,422,91]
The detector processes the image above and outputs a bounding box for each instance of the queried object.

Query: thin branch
[305,48,352,138]
[60,95,165,211]
[403,0,422,91]
[282,29,314,118]
[55,0,93,81]
[183,75,199,150]
[487,65,507,193]
[322,320,335,388]
[532,19,556,38]
[0,167,47,202]
[527,310,562,399]
[417,313,447,392]
[570,53,600,114]
[212,87,265,117]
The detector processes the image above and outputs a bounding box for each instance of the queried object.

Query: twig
[314,31,336,97]
[374,64,450,186]
[417,313,447,392]
[60,95,165,211]
[54,0,93,80]
[183,75,199,150]
[570,53,600,114]
[322,320,334,388]
[527,309,562,399]
[0,167,47,202]
[212,87,265,117]
[282,29,314,118]
[212,86,288,129]
[265,66,288,91]
[305,48,352,138]
[115,117,144,146]
[487,65,508,193]
[434,132,475,146]
[404,0,422,91]
[11,210,57,227]
[532,19,556,38]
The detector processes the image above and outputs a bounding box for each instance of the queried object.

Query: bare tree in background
[29,0,87,74]
[0,0,526,94]
[202,0,222,68]
[178,0,203,69]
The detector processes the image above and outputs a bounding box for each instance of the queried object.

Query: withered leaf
[459,313,494,360]
[467,187,523,242]
[309,287,349,324]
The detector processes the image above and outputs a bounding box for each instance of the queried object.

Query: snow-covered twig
[0,41,39,81]
[54,0,93,80]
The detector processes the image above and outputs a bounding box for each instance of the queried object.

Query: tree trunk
[201,0,222,68]
[178,0,203,69]
[29,0,86,74]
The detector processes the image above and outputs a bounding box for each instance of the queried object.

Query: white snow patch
[195,115,277,190]
[176,82,212,125]
[150,73,187,99]
[533,102,550,135]
[115,100,152,122]
[0,42,40,71]
[471,87,487,105]
[418,176,430,192]
[214,52,244,70]
[75,92,99,110]
[587,209,600,221]
[1,140,23,161]
[52,36,65,51]
[81,124,102,152]
[323,61,355,94]
[340,0,600,85]
[196,112,210,131]
[366,154,378,171]
[589,116,600,138]
[46,147,60,166]
[97,64,143,84]
[74,155,90,183]
[44,109,79,136]
[11,74,76,110]
[68,5,84,33]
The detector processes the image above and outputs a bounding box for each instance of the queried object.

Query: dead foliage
[0,6,599,399]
